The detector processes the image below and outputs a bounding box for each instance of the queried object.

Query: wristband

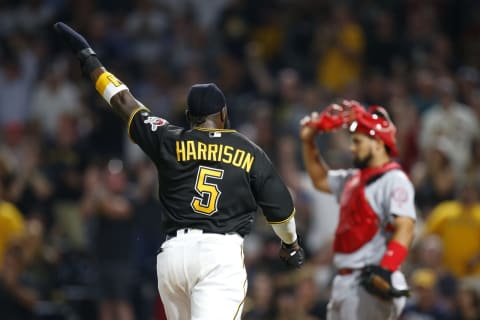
[379,240,408,271]
[282,238,298,249]
[95,72,129,104]
[81,54,103,75]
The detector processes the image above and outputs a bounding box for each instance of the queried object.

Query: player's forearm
[302,139,330,192]
[54,22,140,122]
[271,218,297,244]
[89,67,139,122]
[390,216,415,249]
[379,216,415,271]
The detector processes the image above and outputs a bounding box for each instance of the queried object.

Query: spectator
[422,181,480,278]
[364,9,401,75]
[454,282,480,320]
[125,0,170,65]
[411,68,438,115]
[45,113,88,250]
[243,271,275,320]
[6,136,53,227]
[400,268,454,320]
[0,37,38,127]
[413,235,459,313]
[315,3,365,93]
[388,80,420,171]
[419,76,479,177]
[0,243,37,319]
[0,167,25,266]
[410,144,456,216]
[82,160,136,320]
[30,58,82,138]
[130,160,164,320]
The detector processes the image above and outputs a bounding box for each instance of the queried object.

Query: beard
[353,151,373,169]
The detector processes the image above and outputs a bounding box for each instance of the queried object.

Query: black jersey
[128,107,295,236]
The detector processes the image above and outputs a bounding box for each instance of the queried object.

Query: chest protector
[333,162,401,253]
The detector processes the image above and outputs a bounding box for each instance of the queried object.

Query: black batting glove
[54,22,92,55]
[54,22,103,74]
[279,239,305,269]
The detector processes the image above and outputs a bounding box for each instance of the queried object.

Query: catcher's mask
[349,105,398,157]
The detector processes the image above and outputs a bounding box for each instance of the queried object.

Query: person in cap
[401,269,454,319]
[300,100,416,320]
[53,22,304,320]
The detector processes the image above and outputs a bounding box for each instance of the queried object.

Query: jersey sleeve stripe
[127,106,150,142]
[266,208,296,224]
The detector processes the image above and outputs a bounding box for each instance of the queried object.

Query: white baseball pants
[156,229,247,320]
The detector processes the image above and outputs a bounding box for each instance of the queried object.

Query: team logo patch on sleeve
[391,187,408,206]
[144,116,167,132]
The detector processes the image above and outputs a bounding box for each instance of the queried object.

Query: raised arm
[300,102,361,193]
[54,22,142,122]
[300,113,331,193]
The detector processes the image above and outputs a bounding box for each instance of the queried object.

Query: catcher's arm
[300,113,331,193]
[300,101,362,193]
[54,22,141,122]
[380,216,415,272]
[360,216,415,300]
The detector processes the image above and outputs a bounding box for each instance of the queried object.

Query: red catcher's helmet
[348,104,398,157]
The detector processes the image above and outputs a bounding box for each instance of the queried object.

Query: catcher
[300,101,416,319]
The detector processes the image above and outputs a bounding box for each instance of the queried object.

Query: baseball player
[54,22,305,320]
[300,101,416,320]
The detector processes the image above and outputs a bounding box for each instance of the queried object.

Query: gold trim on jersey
[127,106,150,142]
[194,127,236,133]
[267,208,296,224]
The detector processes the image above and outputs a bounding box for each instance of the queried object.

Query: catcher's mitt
[309,100,364,132]
[279,240,305,269]
[359,265,410,300]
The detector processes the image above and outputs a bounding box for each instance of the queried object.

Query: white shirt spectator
[30,61,81,137]
[420,101,479,176]
[0,50,37,127]
[156,0,232,31]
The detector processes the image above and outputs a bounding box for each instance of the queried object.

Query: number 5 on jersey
[191,166,224,215]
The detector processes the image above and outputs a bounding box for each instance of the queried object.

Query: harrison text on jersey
[176,140,254,172]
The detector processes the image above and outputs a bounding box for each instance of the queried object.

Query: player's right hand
[54,22,103,76]
[54,22,94,56]
[300,112,319,142]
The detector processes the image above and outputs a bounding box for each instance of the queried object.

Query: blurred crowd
[1,0,480,319]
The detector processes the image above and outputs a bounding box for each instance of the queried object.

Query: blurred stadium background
[1,0,480,319]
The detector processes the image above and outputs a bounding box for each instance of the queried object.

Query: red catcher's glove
[309,100,364,132]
